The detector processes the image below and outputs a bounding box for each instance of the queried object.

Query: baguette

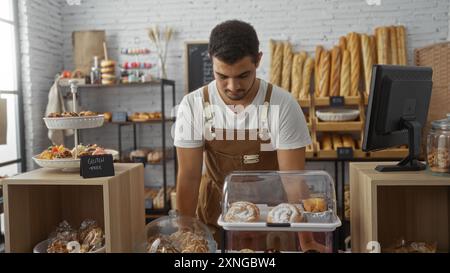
[396,25,407,65]
[301,56,314,99]
[340,49,351,97]
[314,46,324,97]
[330,46,341,97]
[389,26,398,65]
[332,134,343,149]
[291,54,303,99]
[339,36,347,52]
[369,35,377,64]
[361,34,374,96]
[348,32,361,96]
[322,133,332,151]
[318,50,331,97]
[375,27,390,64]
[270,41,283,86]
[281,42,293,91]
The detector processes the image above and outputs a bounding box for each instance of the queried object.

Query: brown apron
[196,83,288,248]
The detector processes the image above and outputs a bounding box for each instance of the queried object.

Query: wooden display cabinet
[1,163,145,253]
[350,162,450,253]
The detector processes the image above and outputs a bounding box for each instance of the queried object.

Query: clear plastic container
[427,113,450,174]
[218,171,341,253]
[134,211,217,253]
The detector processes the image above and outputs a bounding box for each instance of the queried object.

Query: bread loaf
[342,135,355,148]
[322,133,332,151]
[396,25,407,65]
[369,35,377,64]
[375,27,390,64]
[348,32,361,96]
[389,26,398,65]
[339,36,347,52]
[319,50,330,97]
[314,46,324,97]
[361,34,374,96]
[301,56,314,99]
[340,50,351,97]
[270,41,283,86]
[281,42,293,91]
[330,47,341,97]
[332,134,343,149]
[290,54,302,99]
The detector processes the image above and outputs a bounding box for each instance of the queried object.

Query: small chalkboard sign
[132,156,147,166]
[337,147,353,159]
[185,41,214,93]
[80,154,115,178]
[330,96,345,107]
[112,112,127,123]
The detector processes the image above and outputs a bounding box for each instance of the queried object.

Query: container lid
[431,113,450,130]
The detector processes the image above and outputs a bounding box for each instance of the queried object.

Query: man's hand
[176,147,204,217]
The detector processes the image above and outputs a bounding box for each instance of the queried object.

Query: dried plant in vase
[148,26,173,79]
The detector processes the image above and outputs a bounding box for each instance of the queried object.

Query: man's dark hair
[208,20,260,64]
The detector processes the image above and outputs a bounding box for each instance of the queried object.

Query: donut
[267,203,302,223]
[102,79,115,85]
[101,73,116,80]
[224,201,260,223]
[101,60,115,68]
[101,67,115,74]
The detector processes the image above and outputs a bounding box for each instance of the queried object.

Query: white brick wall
[19,0,64,170]
[20,0,450,178]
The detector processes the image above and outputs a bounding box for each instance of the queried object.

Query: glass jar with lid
[427,113,450,173]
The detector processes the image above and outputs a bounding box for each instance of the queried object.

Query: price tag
[337,147,354,159]
[132,156,147,166]
[80,154,115,178]
[330,96,345,107]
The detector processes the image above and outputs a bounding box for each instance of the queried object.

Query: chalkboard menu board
[185,41,214,93]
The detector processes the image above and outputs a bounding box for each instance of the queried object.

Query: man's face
[212,54,262,101]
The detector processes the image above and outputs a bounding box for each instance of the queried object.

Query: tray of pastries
[44,111,104,129]
[33,144,118,169]
[218,198,341,232]
[34,219,105,253]
[129,112,163,122]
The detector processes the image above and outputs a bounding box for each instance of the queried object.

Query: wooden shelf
[315,117,364,132]
[369,148,409,159]
[298,99,311,108]
[314,96,362,106]
[105,118,176,125]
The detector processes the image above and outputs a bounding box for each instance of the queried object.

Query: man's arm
[176,147,204,217]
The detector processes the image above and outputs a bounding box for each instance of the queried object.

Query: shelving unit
[64,79,177,223]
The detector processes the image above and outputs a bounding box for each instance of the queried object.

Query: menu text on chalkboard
[80,154,115,178]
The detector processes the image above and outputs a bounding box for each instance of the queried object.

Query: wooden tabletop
[1,163,142,185]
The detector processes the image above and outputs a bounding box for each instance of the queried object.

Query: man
[174,20,322,252]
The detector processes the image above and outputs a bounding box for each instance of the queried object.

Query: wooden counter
[350,162,450,252]
[350,162,450,253]
[1,163,145,253]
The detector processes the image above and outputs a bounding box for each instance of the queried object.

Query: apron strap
[203,85,216,139]
[259,83,273,140]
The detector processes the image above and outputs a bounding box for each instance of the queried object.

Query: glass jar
[427,113,450,173]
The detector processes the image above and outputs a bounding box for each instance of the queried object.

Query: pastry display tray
[218,204,341,232]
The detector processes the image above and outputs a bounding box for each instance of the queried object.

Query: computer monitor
[362,65,433,172]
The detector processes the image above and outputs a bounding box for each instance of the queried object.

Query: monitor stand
[375,119,426,172]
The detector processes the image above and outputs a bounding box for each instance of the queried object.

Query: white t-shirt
[173,79,311,150]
